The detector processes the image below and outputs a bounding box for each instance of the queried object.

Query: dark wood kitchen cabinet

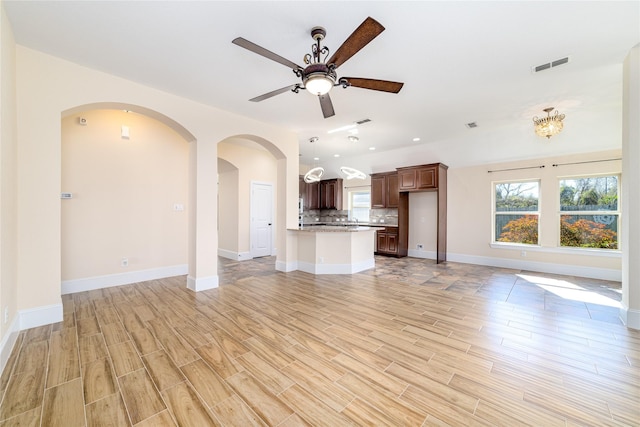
[306,181,320,210]
[376,227,399,256]
[397,164,440,191]
[320,178,343,210]
[300,178,343,210]
[370,172,399,208]
[396,162,448,263]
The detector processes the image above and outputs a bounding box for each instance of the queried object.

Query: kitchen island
[288,225,377,274]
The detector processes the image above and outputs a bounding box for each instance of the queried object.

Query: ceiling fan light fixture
[304,72,335,96]
[533,107,565,139]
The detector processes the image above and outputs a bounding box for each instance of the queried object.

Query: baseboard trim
[276,260,297,272]
[61,264,188,295]
[19,303,63,330]
[0,315,20,377]
[620,304,640,330]
[407,249,437,260]
[218,249,253,261]
[297,258,375,275]
[187,275,219,291]
[445,252,621,282]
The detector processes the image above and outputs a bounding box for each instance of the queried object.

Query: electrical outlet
[417,244,424,250]
[121,257,129,267]
[4,306,8,324]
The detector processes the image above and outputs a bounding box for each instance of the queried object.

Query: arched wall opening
[60,104,193,293]
[217,134,285,263]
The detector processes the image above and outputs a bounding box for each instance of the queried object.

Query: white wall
[447,150,621,279]
[217,158,239,255]
[12,45,298,329]
[0,2,19,370]
[61,109,189,283]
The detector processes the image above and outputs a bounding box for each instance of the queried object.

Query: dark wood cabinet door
[387,232,398,254]
[398,169,417,190]
[417,166,437,189]
[377,231,388,252]
[307,182,320,210]
[386,173,399,208]
[371,175,386,208]
[319,179,343,210]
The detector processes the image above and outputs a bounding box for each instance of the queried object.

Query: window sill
[489,242,621,258]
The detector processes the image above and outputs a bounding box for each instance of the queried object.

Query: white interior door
[250,182,273,258]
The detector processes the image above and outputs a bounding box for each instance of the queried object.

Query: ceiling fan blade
[341,77,404,93]
[249,85,298,102]
[319,94,335,118]
[327,17,385,69]
[232,37,302,70]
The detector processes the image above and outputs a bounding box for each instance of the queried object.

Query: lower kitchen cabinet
[376,227,399,256]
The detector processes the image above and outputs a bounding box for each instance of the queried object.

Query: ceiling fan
[232,17,404,119]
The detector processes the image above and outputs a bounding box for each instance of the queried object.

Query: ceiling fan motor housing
[310,26,326,41]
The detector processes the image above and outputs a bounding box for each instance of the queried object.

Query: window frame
[492,179,541,247]
[557,174,620,251]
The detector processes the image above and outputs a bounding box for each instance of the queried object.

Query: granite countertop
[289,225,378,232]
[301,222,396,228]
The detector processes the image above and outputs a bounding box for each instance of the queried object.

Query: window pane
[349,190,370,221]
[495,214,539,244]
[495,182,539,212]
[559,176,618,211]
[560,214,618,249]
[352,207,370,222]
[352,192,370,208]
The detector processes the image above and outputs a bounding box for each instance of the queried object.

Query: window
[559,175,619,249]
[349,190,370,222]
[493,181,540,245]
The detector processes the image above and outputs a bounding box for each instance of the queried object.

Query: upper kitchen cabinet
[306,181,320,210]
[397,163,447,191]
[320,178,343,210]
[370,172,399,208]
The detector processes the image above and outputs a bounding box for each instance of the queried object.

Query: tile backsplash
[301,208,398,225]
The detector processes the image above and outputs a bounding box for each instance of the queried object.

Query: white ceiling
[4,1,639,173]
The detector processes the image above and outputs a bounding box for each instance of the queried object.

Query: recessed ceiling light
[412,137,420,142]
[334,154,340,158]
[313,157,319,161]
[369,147,376,151]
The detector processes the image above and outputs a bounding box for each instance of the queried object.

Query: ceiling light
[533,107,565,139]
[412,137,420,142]
[304,71,335,96]
[328,123,358,134]
[334,154,340,158]
[304,167,324,183]
[369,147,376,151]
[340,166,367,180]
[348,135,359,143]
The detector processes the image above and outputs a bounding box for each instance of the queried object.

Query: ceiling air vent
[356,118,371,125]
[465,122,478,129]
[533,56,570,73]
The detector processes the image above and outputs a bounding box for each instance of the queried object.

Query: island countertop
[288,225,380,232]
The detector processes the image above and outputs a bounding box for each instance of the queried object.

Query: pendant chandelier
[533,107,565,139]
[340,135,366,180]
[303,137,324,183]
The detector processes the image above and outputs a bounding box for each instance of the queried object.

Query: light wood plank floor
[1,256,638,426]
